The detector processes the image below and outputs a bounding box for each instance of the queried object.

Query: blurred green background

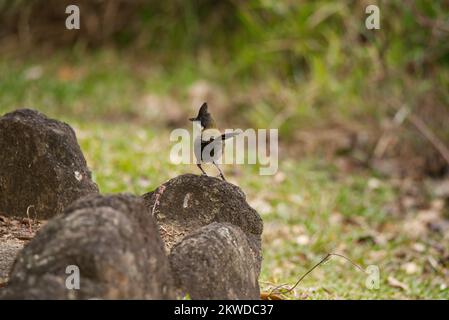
[1,0,448,299]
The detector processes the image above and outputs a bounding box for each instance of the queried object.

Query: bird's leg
[197,163,207,176]
[213,161,226,181]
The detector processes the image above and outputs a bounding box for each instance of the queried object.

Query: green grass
[1,0,448,299]
[74,123,447,299]
[1,51,448,299]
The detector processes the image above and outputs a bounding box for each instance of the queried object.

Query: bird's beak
[189,118,196,121]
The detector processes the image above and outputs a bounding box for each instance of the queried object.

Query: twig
[373,103,449,168]
[151,185,166,217]
[15,234,34,241]
[407,112,449,167]
[373,106,409,158]
[26,205,35,234]
[267,253,366,298]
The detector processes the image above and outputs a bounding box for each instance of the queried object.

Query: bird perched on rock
[189,102,239,181]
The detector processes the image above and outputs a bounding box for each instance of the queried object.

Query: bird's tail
[219,132,241,141]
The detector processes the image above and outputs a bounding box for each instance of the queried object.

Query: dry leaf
[295,235,310,246]
[388,276,409,291]
[260,292,283,300]
[412,242,426,253]
[274,171,286,183]
[427,256,439,271]
[402,262,419,275]
[24,65,43,80]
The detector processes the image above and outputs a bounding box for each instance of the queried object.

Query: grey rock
[0,109,98,219]
[1,194,174,299]
[169,222,260,300]
[142,174,263,272]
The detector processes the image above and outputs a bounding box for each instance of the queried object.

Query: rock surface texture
[143,174,263,299]
[169,222,261,299]
[0,109,98,219]
[0,108,264,300]
[0,194,174,299]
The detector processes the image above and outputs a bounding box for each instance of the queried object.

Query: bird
[189,102,239,181]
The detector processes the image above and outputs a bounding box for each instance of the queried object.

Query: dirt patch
[0,215,43,285]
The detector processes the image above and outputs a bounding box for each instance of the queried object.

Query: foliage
[1,0,448,299]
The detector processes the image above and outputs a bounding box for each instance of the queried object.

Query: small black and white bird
[189,102,239,181]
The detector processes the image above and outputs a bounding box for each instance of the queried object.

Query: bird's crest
[189,102,215,129]
[198,102,208,117]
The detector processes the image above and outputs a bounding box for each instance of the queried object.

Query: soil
[0,215,43,286]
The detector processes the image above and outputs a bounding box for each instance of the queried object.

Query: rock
[142,174,263,271]
[0,109,99,219]
[1,194,174,299]
[169,222,260,300]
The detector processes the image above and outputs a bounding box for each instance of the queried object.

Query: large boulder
[0,109,98,219]
[1,194,174,299]
[142,174,263,271]
[169,222,260,299]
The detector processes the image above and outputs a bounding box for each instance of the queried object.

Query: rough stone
[1,194,174,299]
[169,222,260,300]
[142,174,263,272]
[0,109,98,219]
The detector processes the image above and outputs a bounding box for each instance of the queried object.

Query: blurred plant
[0,0,448,150]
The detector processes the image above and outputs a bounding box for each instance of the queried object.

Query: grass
[72,123,449,299]
[1,50,448,299]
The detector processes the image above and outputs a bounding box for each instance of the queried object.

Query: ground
[0,52,448,299]
[0,217,42,286]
